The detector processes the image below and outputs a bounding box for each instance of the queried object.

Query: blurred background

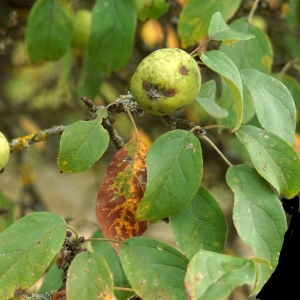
[1,0,300,299]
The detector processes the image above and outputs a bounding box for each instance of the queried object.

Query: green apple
[130,48,201,116]
[250,15,267,32]
[71,9,92,50]
[0,132,10,171]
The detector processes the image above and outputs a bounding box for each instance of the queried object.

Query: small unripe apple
[0,132,10,171]
[71,9,92,50]
[130,48,201,116]
[250,15,267,32]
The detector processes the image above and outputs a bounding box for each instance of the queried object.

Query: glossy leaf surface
[170,186,227,259]
[120,237,189,300]
[136,130,202,221]
[226,165,286,292]
[57,108,109,173]
[0,212,66,300]
[185,250,255,299]
[235,125,300,198]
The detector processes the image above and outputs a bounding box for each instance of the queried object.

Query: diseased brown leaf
[96,138,149,252]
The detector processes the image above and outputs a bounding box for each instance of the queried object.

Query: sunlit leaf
[170,186,227,259]
[136,129,202,221]
[66,251,113,300]
[25,0,72,62]
[96,138,149,252]
[57,108,109,173]
[208,12,254,45]
[89,0,136,73]
[219,18,273,74]
[178,0,241,47]
[196,80,228,118]
[235,125,300,198]
[226,165,286,292]
[241,69,296,145]
[185,250,255,299]
[120,237,189,300]
[201,51,243,131]
[0,212,66,300]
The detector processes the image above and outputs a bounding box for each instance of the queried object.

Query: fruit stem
[122,104,139,139]
[248,0,260,24]
[200,135,233,167]
[190,38,212,57]
[280,59,300,74]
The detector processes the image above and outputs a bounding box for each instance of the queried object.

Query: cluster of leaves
[1,0,300,300]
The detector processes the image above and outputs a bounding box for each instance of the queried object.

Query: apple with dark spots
[130,48,201,116]
[0,132,10,171]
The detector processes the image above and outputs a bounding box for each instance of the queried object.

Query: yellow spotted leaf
[96,138,149,252]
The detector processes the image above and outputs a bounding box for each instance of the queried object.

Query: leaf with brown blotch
[96,138,149,252]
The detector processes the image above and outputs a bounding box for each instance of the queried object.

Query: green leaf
[66,251,114,300]
[134,0,170,21]
[79,52,104,100]
[178,1,241,47]
[57,108,109,173]
[88,0,137,73]
[219,18,273,74]
[208,12,254,45]
[240,69,296,145]
[0,192,14,233]
[91,230,133,300]
[235,125,300,198]
[0,212,66,300]
[217,78,256,127]
[201,51,243,131]
[136,129,202,221]
[272,73,300,109]
[120,237,189,300]
[226,165,286,292]
[170,186,227,259]
[196,80,228,118]
[25,0,72,63]
[39,263,63,293]
[185,250,255,300]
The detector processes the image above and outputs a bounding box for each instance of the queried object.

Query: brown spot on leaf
[96,138,149,252]
[180,65,188,75]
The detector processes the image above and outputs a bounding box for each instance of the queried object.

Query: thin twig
[10,125,66,153]
[122,104,139,139]
[66,224,79,241]
[163,115,206,134]
[102,118,124,149]
[248,0,261,23]
[190,38,212,57]
[199,134,233,167]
